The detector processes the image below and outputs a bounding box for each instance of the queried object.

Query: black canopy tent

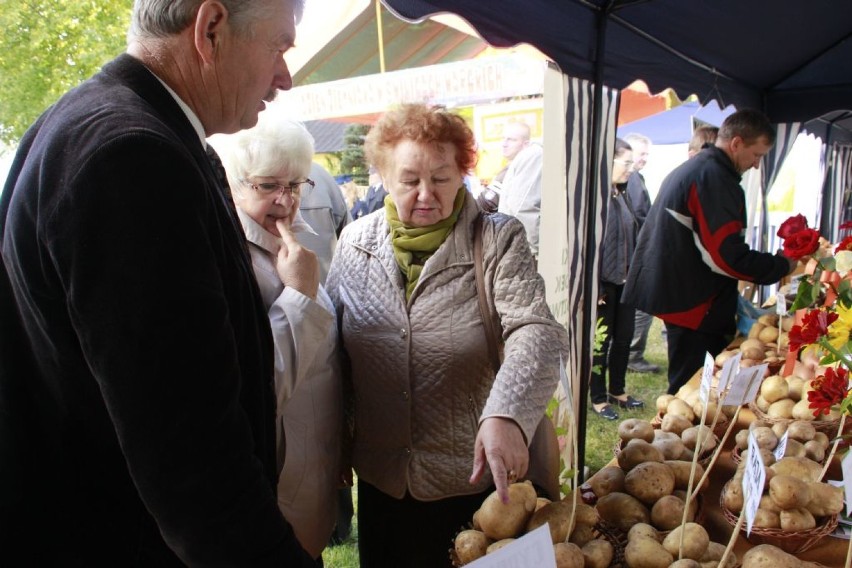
[382,0,852,472]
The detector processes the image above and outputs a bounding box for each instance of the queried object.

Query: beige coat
[326,193,568,501]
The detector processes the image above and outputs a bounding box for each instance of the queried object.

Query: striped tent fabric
[541,72,619,470]
[830,144,852,239]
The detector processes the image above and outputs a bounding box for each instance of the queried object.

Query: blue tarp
[616,101,737,145]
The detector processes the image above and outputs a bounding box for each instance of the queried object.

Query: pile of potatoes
[624,521,735,568]
[617,418,718,469]
[741,543,827,568]
[721,448,844,532]
[452,480,615,567]
[733,420,832,463]
[656,384,732,437]
[752,363,842,423]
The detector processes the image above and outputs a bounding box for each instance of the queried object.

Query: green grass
[322,318,670,566]
[583,317,669,476]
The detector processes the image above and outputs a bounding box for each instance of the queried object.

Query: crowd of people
[0,0,796,566]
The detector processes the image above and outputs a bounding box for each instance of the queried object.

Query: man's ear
[194,0,228,63]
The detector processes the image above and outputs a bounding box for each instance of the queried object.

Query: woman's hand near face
[275,220,319,300]
[470,417,528,504]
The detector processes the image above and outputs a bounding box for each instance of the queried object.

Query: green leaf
[820,257,837,272]
[790,279,820,311]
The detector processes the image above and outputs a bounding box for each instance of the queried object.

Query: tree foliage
[339,123,370,185]
[0,0,131,144]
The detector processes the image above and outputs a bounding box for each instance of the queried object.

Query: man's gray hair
[129,0,304,41]
[623,132,652,149]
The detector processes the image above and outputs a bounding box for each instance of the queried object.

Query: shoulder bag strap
[473,213,501,374]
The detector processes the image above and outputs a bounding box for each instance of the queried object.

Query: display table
[588,407,848,567]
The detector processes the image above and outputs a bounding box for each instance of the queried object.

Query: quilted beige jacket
[326,193,569,500]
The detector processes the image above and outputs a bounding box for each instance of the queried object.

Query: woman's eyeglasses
[241,178,315,197]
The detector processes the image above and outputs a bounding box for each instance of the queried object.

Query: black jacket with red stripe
[623,145,790,334]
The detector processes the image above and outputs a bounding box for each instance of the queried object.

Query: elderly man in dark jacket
[0,0,317,565]
[623,110,795,396]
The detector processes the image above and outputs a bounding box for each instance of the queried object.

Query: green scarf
[385,186,467,300]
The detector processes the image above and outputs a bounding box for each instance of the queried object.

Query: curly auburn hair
[364,104,478,175]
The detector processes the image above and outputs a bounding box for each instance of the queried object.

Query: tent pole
[376,0,386,73]
[577,1,614,480]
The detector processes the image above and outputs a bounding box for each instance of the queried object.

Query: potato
[581,538,613,568]
[742,544,800,568]
[779,507,816,531]
[662,522,709,560]
[750,426,778,451]
[760,375,788,403]
[656,394,675,413]
[568,523,596,547]
[715,349,739,366]
[781,438,806,458]
[627,522,659,542]
[721,479,744,513]
[741,346,765,360]
[804,440,826,462]
[681,425,716,453]
[486,538,514,554]
[785,376,805,401]
[571,502,600,527]
[758,326,779,343]
[617,439,664,471]
[624,536,673,568]
[767,398,795,419]
[670,560,702,568]
[553,542,584,568]
[651,494,694,530]
[734,429,749,450]
[752,508,780,528]
[581,465,624,499]
[478,480,538,540]
[652,430,686,460]
[526,500,572,543]
[771,456,822,482]
[754,395,771,412]
[619,418,655,443]
[792,398,817,420]
[667,397,696,422]
[758,494,781,513]
[624,461,675,505]
[757,314,779,327]
[747,322,766,339]
[812,431,830,449]
[701,541,736,568]
[805,481,845,516]
[661,413,693,437]
[740,337,766,352]
[665,460,705,491]
[595,492,650,532]
[454,530,490,565]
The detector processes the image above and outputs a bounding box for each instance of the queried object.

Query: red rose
[782,228,821,260]
[836,236,852,254]
[777,214,809,239]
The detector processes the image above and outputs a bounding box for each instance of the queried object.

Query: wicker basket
[719,484,838,554]
[748,402,842,434]
[450,520,627,567]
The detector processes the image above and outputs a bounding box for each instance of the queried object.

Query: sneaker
[627,359,660,373]
[608,394,645,410]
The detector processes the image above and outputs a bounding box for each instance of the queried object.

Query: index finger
[276,220,297,243]
[488,455,510,504]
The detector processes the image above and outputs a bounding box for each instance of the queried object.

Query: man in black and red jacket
[623,109,796,395]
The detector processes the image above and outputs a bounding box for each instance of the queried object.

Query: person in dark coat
[623,110,796,395]
[0,1,316,565]
[589,138,645,420]
[351,166,388,219]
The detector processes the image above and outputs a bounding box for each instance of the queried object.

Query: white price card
[717,351,742,394]
[744,430,767,536]
[724,365,766,406]
[465,523,556,568]
[775,292,787,316]
[843,451,852,517]
[700,352,714,405]
[773,430,788,461]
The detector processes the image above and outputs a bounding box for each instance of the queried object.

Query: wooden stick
[719,503,745,568]
[678,387,714,559]
[818,413,847,482]
[689,405,742,507]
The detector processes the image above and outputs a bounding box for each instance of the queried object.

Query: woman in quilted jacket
[326,103,569,567]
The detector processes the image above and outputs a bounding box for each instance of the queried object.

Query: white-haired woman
[214,115,342,564]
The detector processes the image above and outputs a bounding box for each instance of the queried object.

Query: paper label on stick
[465,523,557,568]
[775,292,787,316]
[743,430,767,536]
[773,430,788,461]
[724,364,765,406]
[700,352,714,404]
[717,351,742,394]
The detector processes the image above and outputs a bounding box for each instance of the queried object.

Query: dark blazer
[0,54,312,566]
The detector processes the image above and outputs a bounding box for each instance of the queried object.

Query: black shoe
[627,359,661,373]
[608,394,645,410]
[592,403,619,420]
